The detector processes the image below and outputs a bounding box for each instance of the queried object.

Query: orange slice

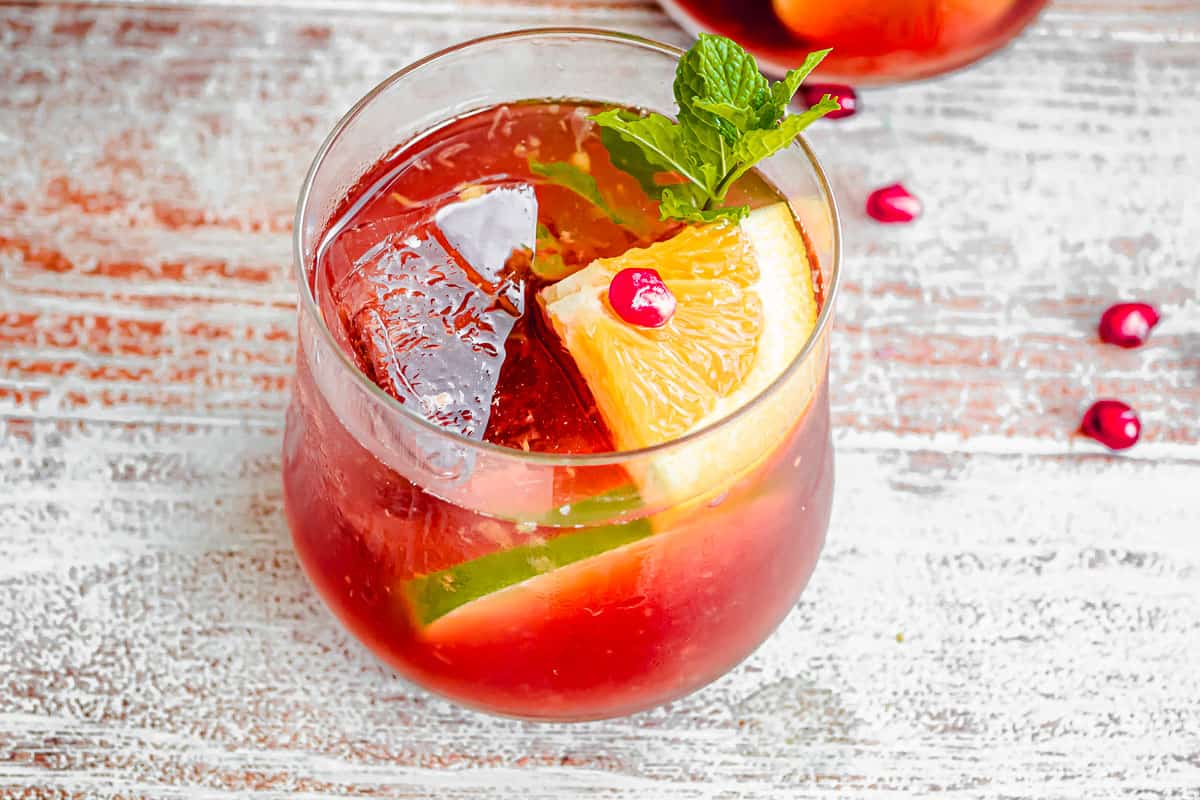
[540,202,822,505]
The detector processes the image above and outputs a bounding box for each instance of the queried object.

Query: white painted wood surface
[1,1,1198,797]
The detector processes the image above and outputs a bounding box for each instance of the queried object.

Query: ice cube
[435,185,537,282]
[331,185,538,440]
[322,211,427,289]
[435,185,537,314]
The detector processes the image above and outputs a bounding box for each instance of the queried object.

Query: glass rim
[292,26,843,468]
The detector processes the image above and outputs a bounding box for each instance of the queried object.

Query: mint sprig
[590,35,837,224]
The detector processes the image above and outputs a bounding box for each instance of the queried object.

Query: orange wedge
[540,202,822,505]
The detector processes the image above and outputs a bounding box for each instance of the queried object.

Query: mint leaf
[660,186,746,224]
[530,160,607,209]
[590,109,709,193]
[679,120,728,195]
[692,99,758,133]
[675,33,770,142]
[676,34,770,111]
[598,113,664,198]
[698,47,834,134]
[762,48,833,126]
[658,184,703,221]
[589,36,835,225]
[530,158,651,234]
[530,159,617,221]
[721,96,840,196]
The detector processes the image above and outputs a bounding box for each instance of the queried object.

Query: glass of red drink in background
[658,0,1048,84]
[284,29,841,721]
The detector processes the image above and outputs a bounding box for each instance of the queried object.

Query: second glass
[658,0,1049,84]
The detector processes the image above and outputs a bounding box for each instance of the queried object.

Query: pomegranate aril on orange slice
[867,183,921,223]
[608,267,676,328]
[1080,400,1141,450]
[1098,302,1159,348]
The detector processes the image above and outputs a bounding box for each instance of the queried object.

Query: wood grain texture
[2,421,1199,798]
[1,0,1198,797]
[1,1,1197,452]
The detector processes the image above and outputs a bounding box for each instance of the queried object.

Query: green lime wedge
[403,489,650,626]
[536,484,642,527]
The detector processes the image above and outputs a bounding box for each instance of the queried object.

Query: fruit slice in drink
[542,201,821,504]
[404,504,651,626]
[403,201,820,628]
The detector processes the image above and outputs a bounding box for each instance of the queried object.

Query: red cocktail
[284,30,841,720]
[659,0,1048,84]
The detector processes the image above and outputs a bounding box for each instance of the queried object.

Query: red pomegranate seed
[866,183,921,223]
[1098,302,1160,348]
[608,268,676,328]
[1080,399,1141,450]
[800,83,857,119]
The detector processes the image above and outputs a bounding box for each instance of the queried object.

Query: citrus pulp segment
[541,201,822,505]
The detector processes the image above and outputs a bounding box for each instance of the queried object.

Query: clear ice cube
[436,186,538,284]
[330,185,538,440]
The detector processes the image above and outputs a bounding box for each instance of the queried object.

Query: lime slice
[400,487,647,625]
[403,515,652,626]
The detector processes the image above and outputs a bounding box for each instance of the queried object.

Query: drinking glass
[657,0,1049,84]
[283,29,841,721]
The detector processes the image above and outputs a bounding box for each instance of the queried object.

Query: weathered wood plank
[1,2,1197,452]
[0,419,1197,797]
[1,1,1198,797]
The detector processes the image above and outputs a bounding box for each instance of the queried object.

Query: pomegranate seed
[800,83,857,119]
[866,183,921,223]
[1098,302,1160,348]
[1080,399,1141,450]
[608,268,676,328]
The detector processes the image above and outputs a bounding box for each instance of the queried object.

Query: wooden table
[2,1,1197,797]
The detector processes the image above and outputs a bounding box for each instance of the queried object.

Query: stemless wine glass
[283,29,841,721]
[657,0,1049,85]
